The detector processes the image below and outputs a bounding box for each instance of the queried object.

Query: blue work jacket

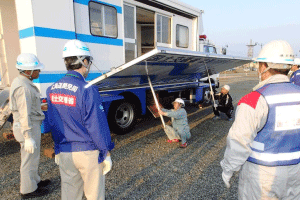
[290,69,300,87]
[46,70,114,163]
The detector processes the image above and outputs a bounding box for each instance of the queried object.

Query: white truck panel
[31,0,75,32]
[19,37,37,55]
[35,37,69,72]
[15,0,34,30]
[73,3,90,35]
[88,42,124,71]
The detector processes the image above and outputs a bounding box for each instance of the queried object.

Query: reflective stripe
[265,93,300,104]
[250,141,264,151]
[250,151,300,162]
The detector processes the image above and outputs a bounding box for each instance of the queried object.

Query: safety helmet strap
[20,70,34,79]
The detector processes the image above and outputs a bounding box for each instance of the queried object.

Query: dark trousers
[213,106,233,118]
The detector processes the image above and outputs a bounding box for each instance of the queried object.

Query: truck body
[0,0,251,134]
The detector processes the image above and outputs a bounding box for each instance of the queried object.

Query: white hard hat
[16,53,44,70]
[223,85,230,91]
[294,58,300,65]
[62,39,92,59]
[173,98,185,107]
[255,40,294,69]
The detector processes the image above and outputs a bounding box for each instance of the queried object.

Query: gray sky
[183,0,300,57]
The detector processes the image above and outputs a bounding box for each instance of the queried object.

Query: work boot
[38,179,51,188]
[180,143,187,148]
[21,188,49,199]
[167,139,180,143]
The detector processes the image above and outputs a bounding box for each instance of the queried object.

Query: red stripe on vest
[238,91,261,109]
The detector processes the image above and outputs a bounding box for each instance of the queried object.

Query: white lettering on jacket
[49,93,76,107]
[51,83,78,92]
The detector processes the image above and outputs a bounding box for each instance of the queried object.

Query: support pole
[145,62,166,128]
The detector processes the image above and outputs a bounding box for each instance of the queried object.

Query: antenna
[246,39,257,58]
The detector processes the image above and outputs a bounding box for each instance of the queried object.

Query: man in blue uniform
[289,58,300,86]
[47,40,114,200]
[221,40,300,199]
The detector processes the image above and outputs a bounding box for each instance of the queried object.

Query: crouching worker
[212,85,234,121]
[158,98,191,148]
[47,40,114,200]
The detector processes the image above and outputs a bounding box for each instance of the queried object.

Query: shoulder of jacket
[238,91,261,109]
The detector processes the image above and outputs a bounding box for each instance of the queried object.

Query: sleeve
[12,86,33,139]
[224,94,233,108]
[163,109,185,120]
[46,88,54,127]
[83,86,114,163]
[290,71,300,84]
[220,91,268,174]
[214,92,221,100]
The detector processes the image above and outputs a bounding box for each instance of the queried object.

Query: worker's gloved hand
[210,91,214,95]
[222,170,233,188]
[214,103,218,108]
[24,138,37,154]
[103,155,112,175]
[55,154,60,165]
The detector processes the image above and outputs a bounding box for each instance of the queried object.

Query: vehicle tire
[107,100,138,135]
[202,88,212,106]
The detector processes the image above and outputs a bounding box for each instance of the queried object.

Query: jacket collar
[65,70,85,81]
[18,74,35,86]
[253,74,290,91]
[17,74,40,91]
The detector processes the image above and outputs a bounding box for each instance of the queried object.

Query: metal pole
[203,60,216,106]
[145,61,166,128]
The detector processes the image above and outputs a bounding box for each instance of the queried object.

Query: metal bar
[203,60,216,106]
[145,61,166,128]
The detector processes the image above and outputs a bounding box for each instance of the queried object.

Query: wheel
[202,88,212,106]
[108,100,138,134]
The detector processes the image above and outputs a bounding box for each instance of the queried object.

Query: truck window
[89,1,118,38]
[157,14,171,44]
[176,25,189,48]
[204,45,217,54]
[204,45,209,53]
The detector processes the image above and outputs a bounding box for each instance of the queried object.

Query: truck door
[124,4,137,63]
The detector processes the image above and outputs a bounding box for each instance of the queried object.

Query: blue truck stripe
[33,72,104,83]
[19,27,123,46]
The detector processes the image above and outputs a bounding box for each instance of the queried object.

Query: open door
[124,4,137,63]
[136,8,155,56]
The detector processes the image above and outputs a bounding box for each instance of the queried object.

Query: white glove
[210,91,214,95]
[103,156,112,175]
[222,171,233,188]
[24,138,37,154]
[214,103,218,108]
[55,154,60,165]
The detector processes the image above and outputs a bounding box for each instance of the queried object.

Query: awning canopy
[86,47,253,90]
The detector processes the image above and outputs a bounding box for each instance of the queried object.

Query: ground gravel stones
[0,71,258,199]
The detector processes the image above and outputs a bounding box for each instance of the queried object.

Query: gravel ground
[0,71,258,200]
